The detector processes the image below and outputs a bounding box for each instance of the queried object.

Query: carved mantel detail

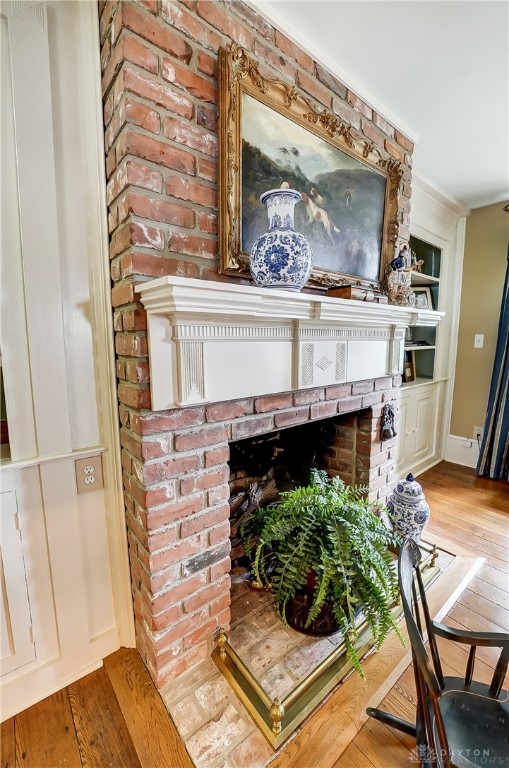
[137,277,442,411]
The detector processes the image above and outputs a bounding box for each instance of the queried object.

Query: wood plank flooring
[1,650,194,768]
[334,462,508,768]
[1,462,507,768]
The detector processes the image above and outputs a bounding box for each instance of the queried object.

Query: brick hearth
[124,376,399,687]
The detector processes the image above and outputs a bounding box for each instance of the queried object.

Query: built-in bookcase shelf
[405,345,436,351]
[397,176,466,480]
[411,272,440,286]
[403,236,443,387]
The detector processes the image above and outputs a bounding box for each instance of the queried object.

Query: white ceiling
[251,0,509,210]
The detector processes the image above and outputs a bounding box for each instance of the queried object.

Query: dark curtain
[476,246,509,480]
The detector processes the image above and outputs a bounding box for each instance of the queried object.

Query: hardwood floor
[1,649,194,768]
[334,462,509,768]
[2,463,507,768]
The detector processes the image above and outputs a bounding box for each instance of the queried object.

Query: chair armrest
[432,621,509,648]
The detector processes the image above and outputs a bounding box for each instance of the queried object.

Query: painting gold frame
[218,43,405,294]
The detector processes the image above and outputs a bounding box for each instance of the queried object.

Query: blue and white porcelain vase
[387,473,430,542]
[249,187,313,291]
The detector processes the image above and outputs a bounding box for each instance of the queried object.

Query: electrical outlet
[75,455,103,494]
[473,426,483,442]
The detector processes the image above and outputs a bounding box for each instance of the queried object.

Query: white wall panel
[5,0,72,457]
[0,17,37,461]
[47,1,101,450]
[0,489,36,676]
[0,2,132,719]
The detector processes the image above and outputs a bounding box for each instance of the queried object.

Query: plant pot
[283,571,342,636]
[285,591,340,636]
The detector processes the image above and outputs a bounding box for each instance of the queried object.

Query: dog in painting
[301,189,341,242]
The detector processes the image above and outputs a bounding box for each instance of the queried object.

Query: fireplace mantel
[137,277,442,411]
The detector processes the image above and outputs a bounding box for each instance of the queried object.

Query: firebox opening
[228,410,368,566]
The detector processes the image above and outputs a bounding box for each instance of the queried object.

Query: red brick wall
[121,375,399,686]
[98,0,412,687]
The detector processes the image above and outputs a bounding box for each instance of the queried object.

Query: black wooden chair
[367,538,509,767]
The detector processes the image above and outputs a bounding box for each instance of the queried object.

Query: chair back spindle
[368,538,509,768]
[399,540,452,765]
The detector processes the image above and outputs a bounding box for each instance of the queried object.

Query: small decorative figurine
[390,244,409,271]
[387,473,430,542]
[381,404,397,440]
[411,249,424,273]
[387,244,414,306]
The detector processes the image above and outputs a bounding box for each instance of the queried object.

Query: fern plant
[241,469,403,677]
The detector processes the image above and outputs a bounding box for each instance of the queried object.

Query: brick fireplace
[123,271,414,687]
[99,0,417,691]
[126,371,399,687]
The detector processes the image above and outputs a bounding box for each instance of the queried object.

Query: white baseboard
[0,657,103,721]
[445,434,479,469]
[0,632,120,721]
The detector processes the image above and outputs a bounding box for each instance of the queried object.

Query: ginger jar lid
[391,473,425,503]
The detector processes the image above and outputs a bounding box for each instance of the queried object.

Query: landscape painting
[241,93,387,283]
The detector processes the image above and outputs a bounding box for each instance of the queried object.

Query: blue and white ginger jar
[249,188,313,291]
[387,473,430,542]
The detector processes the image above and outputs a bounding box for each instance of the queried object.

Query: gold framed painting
[218,43,404,294]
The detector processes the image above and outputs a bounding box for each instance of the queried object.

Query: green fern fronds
[241,469,404,676]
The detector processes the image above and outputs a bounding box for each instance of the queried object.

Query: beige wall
[450,202,508,437]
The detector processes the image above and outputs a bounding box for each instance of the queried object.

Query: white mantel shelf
[137,277,443,411]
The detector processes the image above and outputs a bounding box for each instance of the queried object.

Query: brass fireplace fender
[212,543,440,748]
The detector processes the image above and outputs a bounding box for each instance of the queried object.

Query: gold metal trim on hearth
[212,542,440,748]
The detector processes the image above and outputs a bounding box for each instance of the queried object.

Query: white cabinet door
[414,388,437,465]
[0,490,36,676]
[397,384,439,477]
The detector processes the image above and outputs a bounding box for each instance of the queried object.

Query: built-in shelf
[411,272,440,286]
[396,178,466,479]
[410,237,441,281]
[401,376,434,390]
[404,345,436,352]
[402,235,443,388]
